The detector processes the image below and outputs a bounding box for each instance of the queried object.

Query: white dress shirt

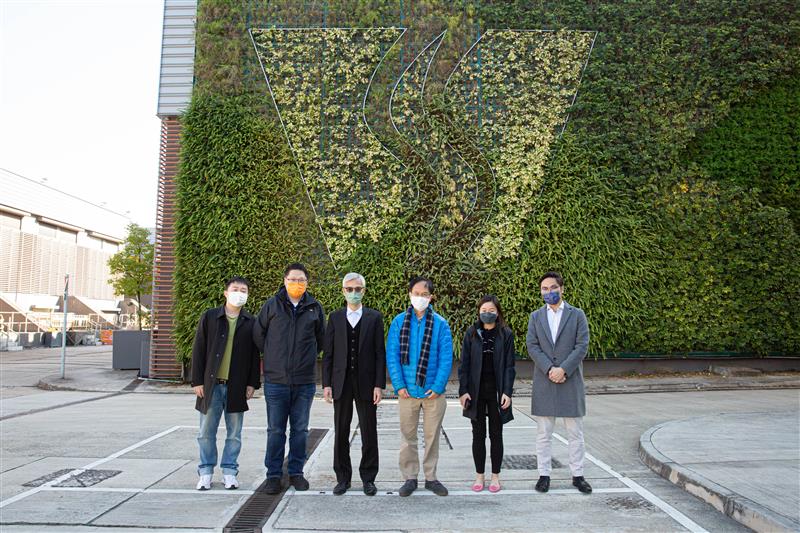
[546,300,565,344]
[347,305,363,328]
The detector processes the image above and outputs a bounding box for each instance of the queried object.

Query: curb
[638,421,799,533]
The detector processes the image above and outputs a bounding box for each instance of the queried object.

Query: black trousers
[333,372,379,483]
[471,384,503,474]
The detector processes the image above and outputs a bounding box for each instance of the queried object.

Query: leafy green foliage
[108,224,154,331]
[630,174,800,354]
[171,0,800,363]
[684,77,800,230]
[173,95,335,362]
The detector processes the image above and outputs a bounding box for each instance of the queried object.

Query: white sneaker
[196,474,212,491]
[223,474,239,490]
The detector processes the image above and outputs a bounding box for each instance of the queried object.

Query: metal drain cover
[501,454,563,470]
[23,468,122,487]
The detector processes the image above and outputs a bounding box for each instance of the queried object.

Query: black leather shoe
[535,476,550,493]
[398,479,417,497]
[363,481,377,496]
[424,480,448,496]
[573,476,592,494]
[333,481,350,495]
[289,475,310,491]
[264,477,282,494]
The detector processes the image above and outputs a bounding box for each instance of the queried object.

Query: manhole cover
[501,454,562,470]
[24,468,122,487]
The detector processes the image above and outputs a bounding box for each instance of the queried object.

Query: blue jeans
[263,380,315,478]
[197,383,244,476]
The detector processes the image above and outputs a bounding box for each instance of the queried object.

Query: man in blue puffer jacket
[386,276,453,497]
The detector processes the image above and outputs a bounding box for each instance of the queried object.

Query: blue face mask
[543,291,561,305]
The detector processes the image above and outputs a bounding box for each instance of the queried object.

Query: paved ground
[0,346,798,532]
[640,412,799,532]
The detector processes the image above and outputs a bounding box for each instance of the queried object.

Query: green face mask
[344,290,363,305]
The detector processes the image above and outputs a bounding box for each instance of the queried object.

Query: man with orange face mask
[253,262,326,494]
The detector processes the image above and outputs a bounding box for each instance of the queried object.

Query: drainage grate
[23,468,122,487]
[501,454,562,470]
[224,428,328,533]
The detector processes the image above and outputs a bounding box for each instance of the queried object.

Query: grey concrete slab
[272,491,682,532]
[0,390,111,418]
[651,412,798,464]
[1,351,796,533]
[1,527,212,533]
[91,491,247,529]
[0,455,42,474]
[0,489,132,525]
[628,476,752,533]
[641,410,800,532]
[92,458,191,488]
[0,456,101,499]
[0,388,40,400]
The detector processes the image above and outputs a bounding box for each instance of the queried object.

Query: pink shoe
[488,483,501,493]
[471,482,484,492]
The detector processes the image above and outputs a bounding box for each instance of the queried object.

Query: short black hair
[225,276,250,289]
[408,275,434,294]
[538,271,564,287]
[284,262,309,279]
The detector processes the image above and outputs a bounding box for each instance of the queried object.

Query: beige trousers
[534,415,585,477]
[398,395,447,481]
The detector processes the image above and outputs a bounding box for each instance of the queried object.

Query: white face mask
[410,295,430,312]
[226,291,248,308]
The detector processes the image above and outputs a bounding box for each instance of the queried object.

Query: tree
[108,224,154,331]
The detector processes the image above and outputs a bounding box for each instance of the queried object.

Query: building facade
[0,167,129,342]
[150,0,197,379]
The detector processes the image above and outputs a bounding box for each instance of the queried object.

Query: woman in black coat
[458,294,516,493]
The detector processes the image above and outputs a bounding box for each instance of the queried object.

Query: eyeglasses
[344,287,364,293]
[285,278,307,283]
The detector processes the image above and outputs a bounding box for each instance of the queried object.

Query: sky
[0,0,165,228]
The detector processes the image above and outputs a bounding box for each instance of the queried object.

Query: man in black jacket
[253,263,325,494]
[322,272,386,496]
[191,276,261,491]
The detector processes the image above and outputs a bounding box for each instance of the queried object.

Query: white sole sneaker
[223,474,239,490]
[196,474,212,491]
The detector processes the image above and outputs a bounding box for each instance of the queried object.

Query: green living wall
[173,0,800,364]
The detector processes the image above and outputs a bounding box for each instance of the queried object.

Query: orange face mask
[286,282,307,300]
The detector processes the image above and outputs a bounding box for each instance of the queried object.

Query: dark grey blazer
[526,302,589,417]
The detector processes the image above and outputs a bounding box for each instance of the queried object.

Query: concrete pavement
[640,411,800,532]
[1,345,798,532]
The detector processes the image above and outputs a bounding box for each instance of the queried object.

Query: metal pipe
[60,274,69,379]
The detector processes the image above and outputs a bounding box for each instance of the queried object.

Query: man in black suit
[322,272,386,496]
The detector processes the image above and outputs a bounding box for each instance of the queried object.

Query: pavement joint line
[38,486,256,495]
[0,425,182,509]
[287,487,637,496]
[0,391,123,421]
[552,430,710,533]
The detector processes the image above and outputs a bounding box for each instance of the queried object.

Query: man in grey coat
[526,271,592,494]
